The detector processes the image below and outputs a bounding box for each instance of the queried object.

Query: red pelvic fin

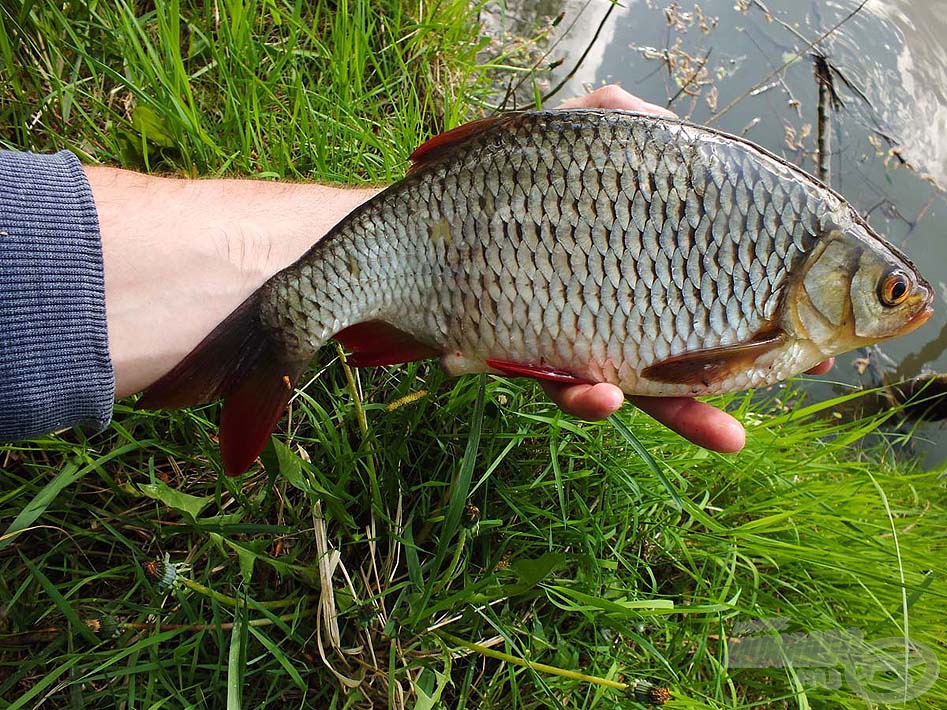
[137,292,306,476]
[334,321,440,367]
[486,359,593,385]
[408,114,516,174]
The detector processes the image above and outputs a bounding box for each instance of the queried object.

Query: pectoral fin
[641,330,785,387]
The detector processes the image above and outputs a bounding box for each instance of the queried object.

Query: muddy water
[491,0,947,460]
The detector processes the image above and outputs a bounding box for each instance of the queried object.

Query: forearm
[87,166,380,397]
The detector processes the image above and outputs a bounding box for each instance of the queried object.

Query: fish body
[140,109,933,474]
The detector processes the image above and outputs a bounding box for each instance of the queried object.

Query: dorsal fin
[408,114,515,174]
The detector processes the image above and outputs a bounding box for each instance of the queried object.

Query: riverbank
[2,2,945,707]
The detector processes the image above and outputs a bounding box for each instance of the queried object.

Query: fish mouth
[898,302,934,336]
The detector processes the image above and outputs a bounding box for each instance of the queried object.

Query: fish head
[786,215,933,357]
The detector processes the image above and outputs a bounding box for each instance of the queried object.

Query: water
[490,0,947,461]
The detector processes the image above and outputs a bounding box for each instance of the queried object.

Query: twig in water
[495,0,595,111]
[905,189,941,241]
[814,53,834,183]
[753,0,808,45]
[667,48,712,107]
[741,24,801,118]
[708,0,868,124]
[797,13,900,149]
[541,1,618,105]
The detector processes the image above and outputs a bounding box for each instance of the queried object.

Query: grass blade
[608,413,684,511]
[227,617,245,710]
[1,440,149,550]
[20,554,100,644]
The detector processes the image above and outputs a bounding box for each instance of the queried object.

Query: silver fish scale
[261,110,849,396]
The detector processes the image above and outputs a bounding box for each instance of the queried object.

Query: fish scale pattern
[262,109,850,395]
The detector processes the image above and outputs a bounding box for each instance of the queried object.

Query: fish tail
[136,291,308,476]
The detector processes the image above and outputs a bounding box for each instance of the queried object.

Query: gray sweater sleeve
[0,150,114,439]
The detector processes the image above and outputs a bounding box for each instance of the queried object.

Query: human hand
[543,85,833,453]
[557,84,678,117]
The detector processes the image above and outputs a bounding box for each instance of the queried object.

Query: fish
[137,109,934,475]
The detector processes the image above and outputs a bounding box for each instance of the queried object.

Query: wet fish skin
[139,109,933,474]
[261,109,928,396]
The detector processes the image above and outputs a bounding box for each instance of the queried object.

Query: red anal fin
[408,114,517,174]
[486,359,593,385]
[333,321,440,367]
[641,329,785,387]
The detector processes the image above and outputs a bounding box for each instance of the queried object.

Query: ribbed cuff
[0,150,114,439]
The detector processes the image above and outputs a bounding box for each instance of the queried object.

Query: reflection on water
[894,319,947,382]
[491,0,947,461]
[826,0,947,186]
[868,1,947,175]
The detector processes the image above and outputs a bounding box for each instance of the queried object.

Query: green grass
[2,1,947,708]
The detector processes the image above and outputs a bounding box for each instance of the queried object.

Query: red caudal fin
[137,292,307,476]
[334,320,440,367]
[218,361,301,476]
[486,359,593,385]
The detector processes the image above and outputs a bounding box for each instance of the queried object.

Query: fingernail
[642,101,677,118]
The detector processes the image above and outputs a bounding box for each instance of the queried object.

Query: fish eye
[879,270,910,307]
